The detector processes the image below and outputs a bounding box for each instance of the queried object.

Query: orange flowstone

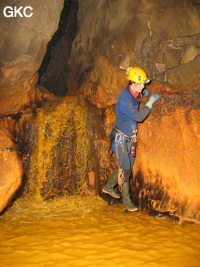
[0,120,23,212]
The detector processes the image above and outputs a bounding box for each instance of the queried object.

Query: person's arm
[118,93,161,122]
[118,97,150,122]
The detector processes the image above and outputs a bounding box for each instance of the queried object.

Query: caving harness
[114,126,138,191]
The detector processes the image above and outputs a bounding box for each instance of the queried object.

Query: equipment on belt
[118,168,125,192]
[114,127,138,158]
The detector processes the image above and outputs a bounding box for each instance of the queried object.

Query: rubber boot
[102,171,120,199]
[121,182,138,212]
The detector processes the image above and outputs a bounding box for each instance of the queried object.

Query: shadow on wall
[38,0,78,96]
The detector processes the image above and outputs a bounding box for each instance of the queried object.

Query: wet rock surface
[0,0,64,115]
[15,96,116,200]
[67,0,200,107]
[0,119,22,212]
[132,88,200,223]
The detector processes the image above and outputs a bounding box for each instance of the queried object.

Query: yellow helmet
[126,67,150,84]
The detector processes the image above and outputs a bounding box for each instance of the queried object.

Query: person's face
[131,83,145,93]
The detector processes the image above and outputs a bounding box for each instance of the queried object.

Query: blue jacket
[115,87,150,136]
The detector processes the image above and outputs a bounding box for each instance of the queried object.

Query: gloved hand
[145,94,161,109]
[142,89,150,96]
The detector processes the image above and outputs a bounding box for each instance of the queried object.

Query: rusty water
[0,196,200,267]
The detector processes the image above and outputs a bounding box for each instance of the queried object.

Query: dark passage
[38,0,78,96]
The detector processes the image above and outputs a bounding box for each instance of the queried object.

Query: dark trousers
[111,130,135,182]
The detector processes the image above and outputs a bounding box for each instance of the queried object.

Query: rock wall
[38,0,78,96]
[15,97,116,200]
[0,0,64,211]
[0,0,64,115]
[67,0,200,106]
[0,119,22,212]
[132,88,200,223]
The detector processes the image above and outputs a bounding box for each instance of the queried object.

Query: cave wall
[132,89,200,222]
[67,0,200,106]
[38,0,78,96]
[15,96,116,200]
[0,0,64,211]
[0,119,23,212]
[0,0,64,115]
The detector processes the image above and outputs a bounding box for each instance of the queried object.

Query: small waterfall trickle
[16,96,116,201]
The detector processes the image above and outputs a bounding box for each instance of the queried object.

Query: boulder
[0,119,23,212]
[133,88,200,222]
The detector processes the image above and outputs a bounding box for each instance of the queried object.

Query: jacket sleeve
[119,96,151,123]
